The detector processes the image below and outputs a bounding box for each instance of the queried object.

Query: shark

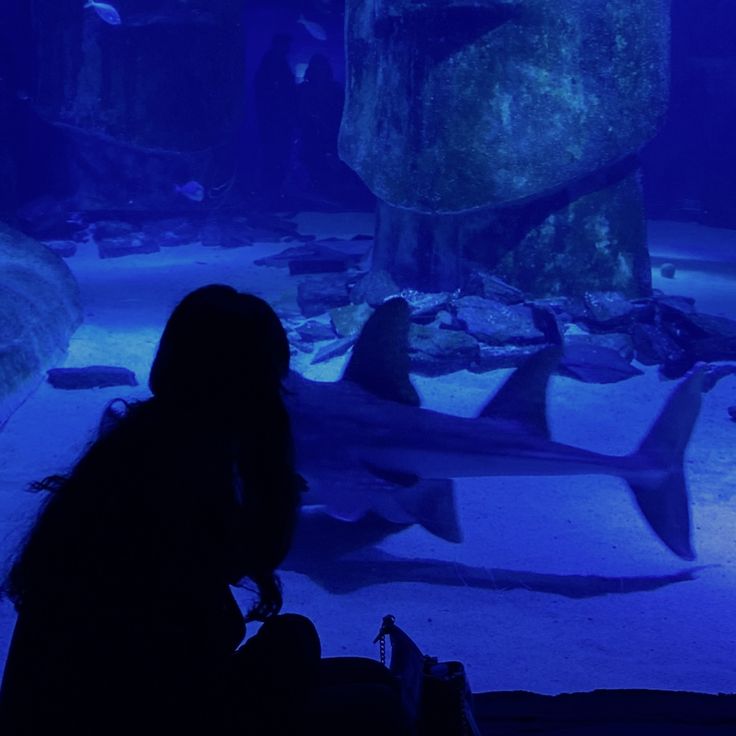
[285,297,706,561]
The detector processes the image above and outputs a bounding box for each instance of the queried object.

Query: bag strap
[374,615,483,736]
[374,614,426,725]
[374,615,426,672]
[374,614,395,666]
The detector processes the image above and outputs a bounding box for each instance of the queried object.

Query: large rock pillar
[375,165,651,298]
[340,0,670,295]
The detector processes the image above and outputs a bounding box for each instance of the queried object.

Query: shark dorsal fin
[479,346,562,439]
[342,297,420,406]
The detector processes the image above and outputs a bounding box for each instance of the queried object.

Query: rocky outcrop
[341,0,669,213]
[0,223,82,426]
[341,0,669,296]
[373,169,652,297]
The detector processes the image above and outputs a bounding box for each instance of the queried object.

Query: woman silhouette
[0,285,407,735]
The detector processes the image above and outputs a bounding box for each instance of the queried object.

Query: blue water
[1,0,735,696]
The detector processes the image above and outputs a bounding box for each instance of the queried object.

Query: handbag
[374,615,482,736]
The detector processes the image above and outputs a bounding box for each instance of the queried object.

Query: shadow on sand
[284,510,711,598]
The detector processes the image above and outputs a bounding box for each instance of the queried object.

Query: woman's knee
[232,613,321,690]
[258,613,321,659]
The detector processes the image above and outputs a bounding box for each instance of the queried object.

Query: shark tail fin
[625,367,706,561]
[394,479,462,543]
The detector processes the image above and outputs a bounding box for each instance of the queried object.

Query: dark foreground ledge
[473,690,736,735]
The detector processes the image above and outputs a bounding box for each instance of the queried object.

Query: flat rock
[219,235,254,249]
[330,303,375,338]
[469,344,549,373]
[655,294,697,318]
[289,238,371,272]
[564,331,635,361]
[47,366,138,390]
[627,297,657,324]
[531,296,588,323]
[350,269,400,306]
[94,220,138,239]
[289,257,349,275]
[463,271,525,304]
[656,311,736,365]
[97,236,160,259]
[290,339,315,354]
[684,313,736,342]
[454,296,546,346]
[403,290,453,322]
[692,337,736,364]
[583,291,636,328]
[198,222,253,249]
[631,323,690,367]
[244,213,300,234]
[296,321,337,343]
[408,324,479,376]
[297,275,352,318]
[311,337,357,365]
[559,343,643,384]
[255,243,365,273]
[143,218,198,246]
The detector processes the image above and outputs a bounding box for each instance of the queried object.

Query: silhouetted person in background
[0,285,408,735]
[254,34,298,208]
[297,53,343,196]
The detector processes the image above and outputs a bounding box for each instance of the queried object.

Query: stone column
[340,0,670,296]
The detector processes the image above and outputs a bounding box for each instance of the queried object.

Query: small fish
[297,14,327,41]
[84,1,122,26]
[175,180,205,202]
[295,62,309,83]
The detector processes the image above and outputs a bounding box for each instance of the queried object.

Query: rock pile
[279,256,736,383]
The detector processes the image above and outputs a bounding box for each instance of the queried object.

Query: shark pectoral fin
[363,462,420,487]
[319,494,373,523]
[342,297,421,406]
[478,346,561,439]
[361,463,461,542]
[394,479,463,544]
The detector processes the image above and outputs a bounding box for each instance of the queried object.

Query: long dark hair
[4,285,300,621]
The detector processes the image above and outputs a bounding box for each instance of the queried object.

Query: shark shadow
[283,510,709,598]
[286,550,704,599]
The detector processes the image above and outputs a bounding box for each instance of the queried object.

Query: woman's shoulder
[93,398,201,454]
[67,398,193,494]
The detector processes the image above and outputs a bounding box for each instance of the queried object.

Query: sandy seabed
[1,214,734,695]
